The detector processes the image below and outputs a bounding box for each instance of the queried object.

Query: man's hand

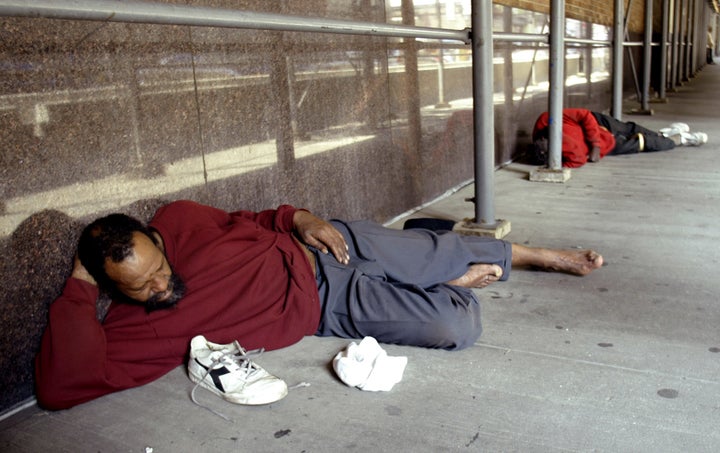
[293,210,349,264]
[71,255,97,286]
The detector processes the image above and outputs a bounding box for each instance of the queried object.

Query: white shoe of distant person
[659,122,690,137]
[659,123,707,146]
[680,131,708,146]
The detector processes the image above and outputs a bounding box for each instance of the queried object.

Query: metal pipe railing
[494,32,549,43]
[0,0,471,43]
[565,37,612,46]
[494,33,611,47]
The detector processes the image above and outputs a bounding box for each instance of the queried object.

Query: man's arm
[35,258,138,409]
[230,201,350,264]
[567,109,603,150]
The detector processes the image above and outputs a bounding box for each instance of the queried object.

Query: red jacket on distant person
[532,108,616,168]
[35,200,320,410]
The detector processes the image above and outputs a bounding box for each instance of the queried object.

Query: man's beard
[145,273,187,312]
[112,273,187,312]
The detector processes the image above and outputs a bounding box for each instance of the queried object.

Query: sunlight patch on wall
[1,134,375,236]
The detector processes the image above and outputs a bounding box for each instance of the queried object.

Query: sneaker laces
[190,342,265,422]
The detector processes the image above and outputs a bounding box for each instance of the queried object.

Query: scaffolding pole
[547,0,566,171]
[640,0,653,113]
[658,0,669,99]
[0,0,471,43]
[470,0,497,227]
[612,0,625,119]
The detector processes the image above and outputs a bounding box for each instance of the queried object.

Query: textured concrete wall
[0,1,612,413]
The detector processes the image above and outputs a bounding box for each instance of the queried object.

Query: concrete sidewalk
[2,65,720,452]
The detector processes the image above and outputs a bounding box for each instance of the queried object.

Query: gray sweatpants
[314,220,511,350]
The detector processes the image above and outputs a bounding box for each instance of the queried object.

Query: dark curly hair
[77,213,156,294]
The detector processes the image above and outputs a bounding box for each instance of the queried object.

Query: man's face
[105,232,185,310]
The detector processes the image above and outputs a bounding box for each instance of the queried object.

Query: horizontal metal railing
[0,0,622,48]
[0,0,472,43]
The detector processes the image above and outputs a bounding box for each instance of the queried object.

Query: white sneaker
[659,122,690,137]
[680,131,708,146]
[188,335,288,405]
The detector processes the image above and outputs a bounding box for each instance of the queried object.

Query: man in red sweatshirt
[35,200,603,409]
[532,108,705,168]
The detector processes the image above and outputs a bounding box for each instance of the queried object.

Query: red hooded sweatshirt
[532,108,616,168]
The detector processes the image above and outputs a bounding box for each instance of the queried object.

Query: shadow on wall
[0,198,168,414]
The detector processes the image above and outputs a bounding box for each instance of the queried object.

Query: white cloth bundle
[332,337,408,392]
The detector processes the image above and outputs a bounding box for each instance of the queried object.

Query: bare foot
[537,249,603,276]
[511,244,603,276]
[447,264,503,288]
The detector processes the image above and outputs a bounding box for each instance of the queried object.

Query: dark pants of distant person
[592,112,675,155]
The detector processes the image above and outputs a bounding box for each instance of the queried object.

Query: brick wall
[495,0,646,33]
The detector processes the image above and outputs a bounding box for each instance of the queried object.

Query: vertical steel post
[584,21,593,97]
[685,0,693,78]
[659,0,669,98]
[671,0,681,88]
[434,0,449,108]
[501,6,514,159]
[547,0,566,170]
[470,0,496,225]
[690,0,697,73]
[641,0,653,111]
[680,0,688,81]
[612,0,625,119]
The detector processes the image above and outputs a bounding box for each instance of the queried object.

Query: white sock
[332,337,408,392]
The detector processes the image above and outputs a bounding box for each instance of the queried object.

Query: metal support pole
[640,0,653,112]
[435,58,448,107]
[658,0,669,99]
[612,0,624,119]
[680,0,688,81]
[470,0,496,226]
[501,6,514,158]
[528,0,572,183]
[623,0,643,102]
[547,0,566,170]
[583,22,593,98]
[689,0,695,75]
[434,0,449,108]
[686,0,693,78]
[670,0,681,89]
[690,0,698,74]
